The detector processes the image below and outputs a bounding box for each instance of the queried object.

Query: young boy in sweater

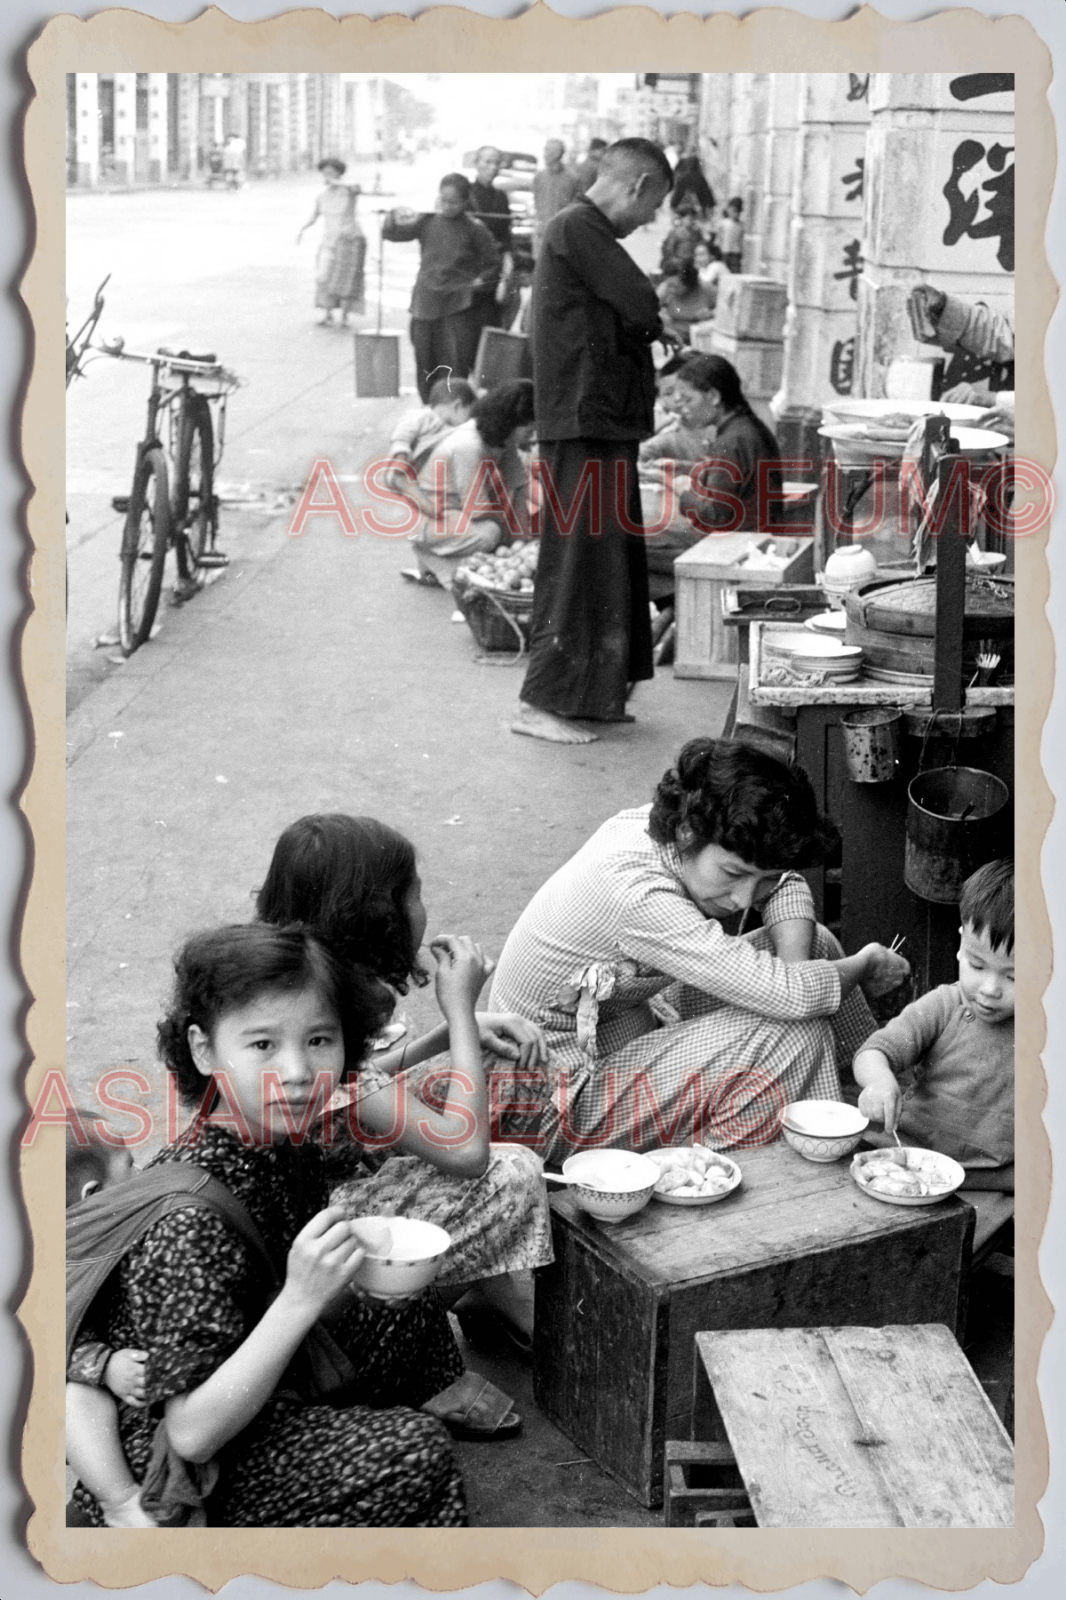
[853,860,1014,1190]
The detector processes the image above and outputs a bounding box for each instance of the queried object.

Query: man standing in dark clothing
[513,139,679,745]
[532,139,580,258]
[572,137,607,195]
[469,146,515,332]
[383,173,500,402]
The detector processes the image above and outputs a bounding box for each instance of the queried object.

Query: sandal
[455,1305,535,1365]
[422,1371,521,1440]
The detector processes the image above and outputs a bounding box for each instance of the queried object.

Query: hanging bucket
[904,766,1010,903]
[354,332,401,399]
[471,327,531,390]
[840,707,902,784]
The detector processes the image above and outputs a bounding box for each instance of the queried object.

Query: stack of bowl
[763,629,863,684]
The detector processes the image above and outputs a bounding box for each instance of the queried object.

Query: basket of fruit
[453,542,538,656]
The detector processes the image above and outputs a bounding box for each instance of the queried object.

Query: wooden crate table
[674,535,814,680]
[532,1139,974,1508]
[691,1324,1014,1527]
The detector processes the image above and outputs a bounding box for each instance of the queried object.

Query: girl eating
[256,814,553,1362]
[67,923,469,1527]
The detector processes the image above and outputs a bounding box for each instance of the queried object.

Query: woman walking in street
[297,158,367,328]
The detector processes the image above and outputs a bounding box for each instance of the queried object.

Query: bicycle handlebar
[99,337,241,386]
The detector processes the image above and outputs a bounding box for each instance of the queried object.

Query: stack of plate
[763,630,863,683]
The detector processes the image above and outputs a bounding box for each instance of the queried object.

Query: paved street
[64,168,726,1528]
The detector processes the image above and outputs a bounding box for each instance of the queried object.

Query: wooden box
[712,275,789,342]
[690,325,784,398]
[532,1141,974,1508]
[674,533,815,679]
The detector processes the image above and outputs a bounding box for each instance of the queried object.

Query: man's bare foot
[511,707,597,744]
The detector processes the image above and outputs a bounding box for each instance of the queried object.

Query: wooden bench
[691,1324,1014,1527]
[533,1139,974,1507]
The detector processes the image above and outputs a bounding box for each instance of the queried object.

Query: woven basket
[453,576,534,656]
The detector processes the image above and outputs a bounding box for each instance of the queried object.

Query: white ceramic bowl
[561,1149,660,1223]
[348,1216,452,1300]
[851,1147,966,1206]
[781,1100,869,1163]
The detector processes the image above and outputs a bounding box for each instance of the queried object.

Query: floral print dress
[68,1124,467,1527]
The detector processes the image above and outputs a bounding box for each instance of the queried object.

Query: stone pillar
[742,74,771,272]
[696,75,732,210]
[225,74,249,143]
[146,73,167,183]
[726,74,757,258]
[857,73,1014,397]
[112,72,137,183]
[760,75,801,281]
[175,73,198,179]
[74,74,99,186]
[776,72,871,421]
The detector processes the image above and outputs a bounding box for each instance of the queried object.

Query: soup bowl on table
[781,1100,869,1163]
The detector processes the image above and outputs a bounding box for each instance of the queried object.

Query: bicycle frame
[100,342,240,481]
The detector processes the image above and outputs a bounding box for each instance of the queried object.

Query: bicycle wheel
[173,395,215,581]
[118,447,169,655]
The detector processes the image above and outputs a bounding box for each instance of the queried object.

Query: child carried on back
[853,860,1014,1190]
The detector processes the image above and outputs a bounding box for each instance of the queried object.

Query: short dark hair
[257,814,425,994]
[157,923,391,1106]
[588,138,608,155]
[473,378,535,450]
[601,138,674,191]
[428,376,476,409]
[318,157,346,177]
[439,172,472,204]
[960,859,1014,954]
[648,738,838,869]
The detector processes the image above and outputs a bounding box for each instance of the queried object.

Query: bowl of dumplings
[850,1147,966,1206]
[646,1145,742,1206]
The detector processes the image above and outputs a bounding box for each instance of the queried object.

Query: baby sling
[67,1162,357,1525]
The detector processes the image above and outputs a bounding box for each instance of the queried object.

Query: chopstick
[889,934,907,954]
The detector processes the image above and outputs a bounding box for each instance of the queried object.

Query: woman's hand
[104,1348,148,1408]
[430,934,494,1016]
[281,1206,366,1323]
[857,1082,903,1135]
[475,1011,547,1067]
[857,943,911,998]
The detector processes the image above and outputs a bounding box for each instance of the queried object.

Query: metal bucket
[840,707,902,783]
[354,332,401,399]
[472,326,531,390]
[904,766,1010,903]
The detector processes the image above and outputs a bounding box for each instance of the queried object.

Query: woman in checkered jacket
[488,739,911,1164]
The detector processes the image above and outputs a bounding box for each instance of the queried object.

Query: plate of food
[850,1147,966,1206]
[646,1145,742,1205]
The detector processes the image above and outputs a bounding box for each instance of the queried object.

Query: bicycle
[99,336,242,655]
[66,276,112,619]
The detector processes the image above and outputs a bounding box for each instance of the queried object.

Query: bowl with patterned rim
[781,1100,869,1162]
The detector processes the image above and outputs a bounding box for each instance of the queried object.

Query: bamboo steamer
[844,576,1014,680]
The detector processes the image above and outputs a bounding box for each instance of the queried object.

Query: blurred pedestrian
[571,137,607,195]
[670,154,715,222]
[383,174,501,402]
[532,139,579,257]
[296,158,367,328]
[718,197,744,274]
[469,147,515,330]
[514,139,679,744]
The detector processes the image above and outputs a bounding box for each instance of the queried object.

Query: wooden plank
[823,1325,1014,1527]
[696,1328,902,1527]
